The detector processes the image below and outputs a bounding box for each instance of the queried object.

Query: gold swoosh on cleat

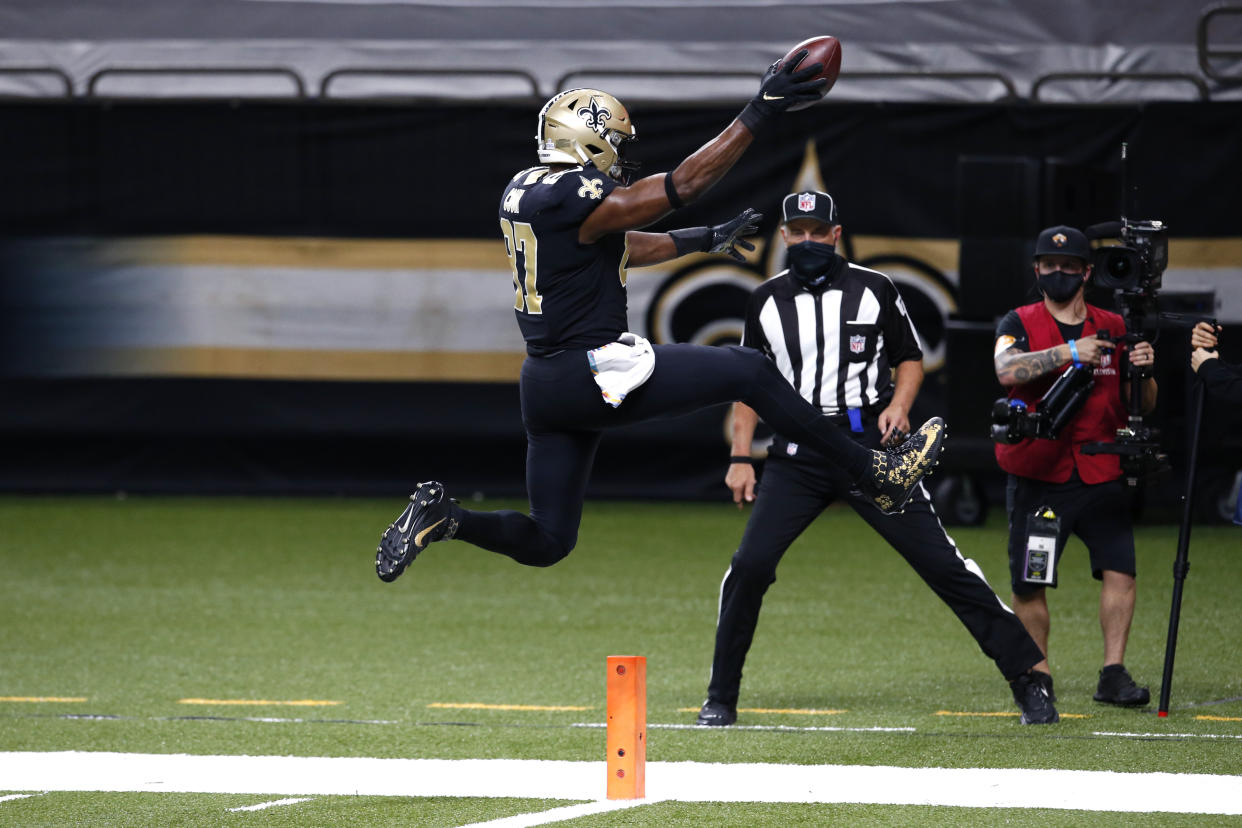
[414,518,446,548]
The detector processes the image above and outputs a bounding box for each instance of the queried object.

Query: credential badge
[850,334,866,354]
[798,193,816,212]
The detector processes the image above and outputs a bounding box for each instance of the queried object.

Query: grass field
[2,495,1240,826]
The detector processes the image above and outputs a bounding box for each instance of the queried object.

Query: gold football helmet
[536,88,638,182]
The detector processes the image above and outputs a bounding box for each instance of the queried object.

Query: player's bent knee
[729,552,777,586]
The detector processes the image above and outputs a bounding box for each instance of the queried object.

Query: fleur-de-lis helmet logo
[577,98,612,132]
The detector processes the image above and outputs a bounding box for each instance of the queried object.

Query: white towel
[588,332,656,408]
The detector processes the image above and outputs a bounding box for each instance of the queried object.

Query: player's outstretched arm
[624,209,761,267]
[579,53,823,244]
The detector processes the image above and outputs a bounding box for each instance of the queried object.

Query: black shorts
[1006,472,1136,595]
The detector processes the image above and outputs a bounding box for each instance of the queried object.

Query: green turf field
[1,495,1240,826]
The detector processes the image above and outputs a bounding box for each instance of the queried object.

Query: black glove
[709,208,762,261]
[668,209,762,262]
[738,50,826,134]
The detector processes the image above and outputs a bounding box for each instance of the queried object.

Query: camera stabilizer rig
[990,359,1096,445]
[1079,213,1172,485]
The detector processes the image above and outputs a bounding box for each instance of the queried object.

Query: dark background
[1,100,1239,518]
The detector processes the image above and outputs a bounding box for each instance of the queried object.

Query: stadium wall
[1,101,1238,500]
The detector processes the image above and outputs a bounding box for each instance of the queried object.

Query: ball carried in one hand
[782,35,842,111]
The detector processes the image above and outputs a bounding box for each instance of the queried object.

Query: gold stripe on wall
[848,237,1242,272]
[1167,238,1242,267]
[89,235,1242,272]
[96,237,509,271]
[849,237,960,273]
[80,347,526,382]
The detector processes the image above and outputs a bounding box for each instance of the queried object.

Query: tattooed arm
[994,344,1071,388]
[995,333,1110,388]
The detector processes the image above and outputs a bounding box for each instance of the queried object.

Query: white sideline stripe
[457,798,657,828]
[226,796,313,812]
[1095,730,1242,740]
[0,793,40,803]
[574,722,916,733]
[1,752,1241,814]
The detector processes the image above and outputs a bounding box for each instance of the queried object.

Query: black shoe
[375,481,459,583]
[696,699,737,727]
[1010,670,1059,724]
[1033,669,1056,702]
[1093,664,1150,706]
[861,417,947,515]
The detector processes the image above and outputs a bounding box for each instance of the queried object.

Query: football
[782,35,842,111]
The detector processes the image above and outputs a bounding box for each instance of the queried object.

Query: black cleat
[1033,669,1056,702]
[1010,670,1059,724]
[375,481,458,583]
[696,699,737,727]
[861,417,947,515]
[1093,664,1150,707]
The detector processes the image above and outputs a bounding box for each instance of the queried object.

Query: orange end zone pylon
[606,655,646,799]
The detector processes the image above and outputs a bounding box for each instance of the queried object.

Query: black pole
[1158,376,1206,716]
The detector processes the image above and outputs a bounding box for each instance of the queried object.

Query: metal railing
[1198,3,1242,83]
[321,67,540,100]
[1031,72,1210,102]
[86,67,307,99]
[0,67,74,98]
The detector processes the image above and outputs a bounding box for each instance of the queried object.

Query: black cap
[1034,225,1090,261]
[781,190,839,225]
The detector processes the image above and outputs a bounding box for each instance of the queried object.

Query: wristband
[663,172,685,210]
[737,100,771,135]
[1068,339,1079,364]
[669,226,712,257]
[729,456,755,465]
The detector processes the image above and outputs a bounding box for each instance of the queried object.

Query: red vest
[994,302,1127,484]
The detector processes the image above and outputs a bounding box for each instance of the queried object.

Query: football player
[375,52,947,582]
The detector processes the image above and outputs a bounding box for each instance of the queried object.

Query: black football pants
[454,343,873,566]
[706,431,1045,707]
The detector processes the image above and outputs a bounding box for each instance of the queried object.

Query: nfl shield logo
[850,334,866,354]
[798,193,816,212]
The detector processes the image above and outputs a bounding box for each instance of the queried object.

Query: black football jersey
[499,164,630,355]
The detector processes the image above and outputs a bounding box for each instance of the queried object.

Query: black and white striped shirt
[742,261,923,416]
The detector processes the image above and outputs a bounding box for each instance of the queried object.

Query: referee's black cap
[1033,225,1090,261]
[781,190,839,226]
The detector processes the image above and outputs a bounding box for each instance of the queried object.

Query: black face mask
[787,241,837,288]
[1037,270,1085,303]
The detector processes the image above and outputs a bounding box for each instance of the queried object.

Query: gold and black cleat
[862,417,946,515]
[375,481,459,583]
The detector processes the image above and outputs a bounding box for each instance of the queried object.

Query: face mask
[1037,270,1084,303]
[787,241,837,288]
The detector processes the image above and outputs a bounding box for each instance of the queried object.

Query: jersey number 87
[500,217,542,314]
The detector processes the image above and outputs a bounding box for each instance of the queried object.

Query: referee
[695,190,1057,726]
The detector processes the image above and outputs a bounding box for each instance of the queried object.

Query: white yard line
[456,798,658,828]
[0,752,1240,815]
[226,797,313,812]
[0,794,41,803]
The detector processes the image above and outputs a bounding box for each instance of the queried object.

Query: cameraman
[993,225,1157,707]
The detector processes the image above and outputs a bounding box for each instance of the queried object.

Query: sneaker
[695,699,737,727]
[1010,670,1059,724]
[375,481,459,583]
[1093,664,1150,707]
[861,417,947,514]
